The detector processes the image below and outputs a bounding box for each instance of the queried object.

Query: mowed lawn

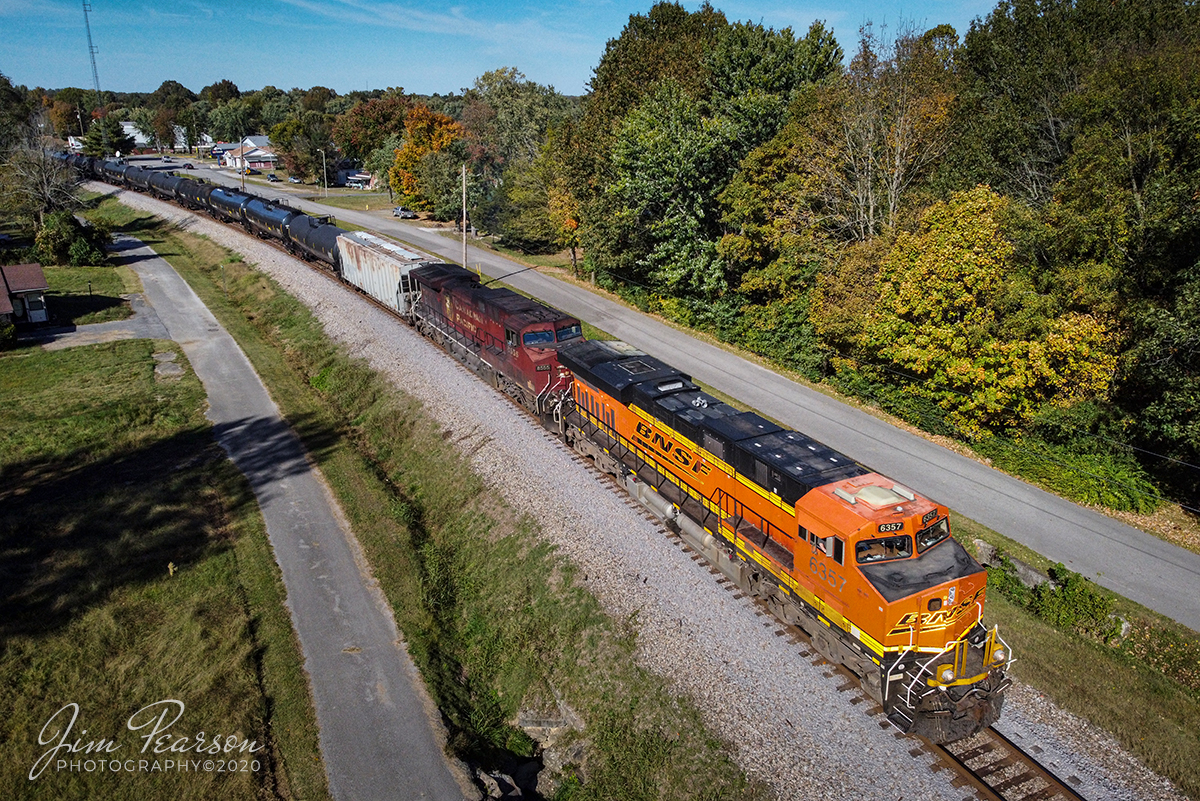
[0,340,329,801]
[42,264,138,326]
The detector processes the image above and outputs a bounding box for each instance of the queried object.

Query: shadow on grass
[0,412,341,639]
[45,292,126,325]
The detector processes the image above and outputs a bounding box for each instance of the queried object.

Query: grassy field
[42,264,139,326]
[304,192,394,213]
[0,338,330,801]
[89,197,771,800]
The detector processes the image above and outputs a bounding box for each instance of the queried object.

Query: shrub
[985,554,1031,607]
[1029,563,1122,643]
[34,211,109,266]
[0,321,15,350]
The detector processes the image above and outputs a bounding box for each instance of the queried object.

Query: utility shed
[1,263,49,325]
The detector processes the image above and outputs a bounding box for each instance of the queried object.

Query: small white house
[221,136,278,171]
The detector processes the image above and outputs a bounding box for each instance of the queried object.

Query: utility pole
[461,163,467,268]
[319,148,327,197]
[82,1,107,156]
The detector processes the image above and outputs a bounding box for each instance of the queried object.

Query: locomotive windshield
[916,517,950,552]
[523,330,555,347]
[856,535,913,563]
[557,323,583,342]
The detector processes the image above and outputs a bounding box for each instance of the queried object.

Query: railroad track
[930,726,1088,801]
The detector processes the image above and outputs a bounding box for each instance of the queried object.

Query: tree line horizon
[4,0,1198,514]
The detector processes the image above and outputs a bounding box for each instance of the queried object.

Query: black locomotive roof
[412,264,575,329]
[411,263,480,290]
[561,338,867,502]
[559,340,683,401]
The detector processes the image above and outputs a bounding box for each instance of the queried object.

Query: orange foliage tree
[388,105,463,210]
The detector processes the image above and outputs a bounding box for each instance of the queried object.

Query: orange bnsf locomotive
[558,340,1010,742]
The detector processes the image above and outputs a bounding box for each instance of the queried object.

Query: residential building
[1,263,50,325]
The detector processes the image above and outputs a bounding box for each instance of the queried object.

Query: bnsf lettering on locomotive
[886,587,984,637]
[634,421,711,476]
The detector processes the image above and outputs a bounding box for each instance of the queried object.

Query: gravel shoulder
[104,186,1188,801]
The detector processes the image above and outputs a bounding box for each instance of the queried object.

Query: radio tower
[82,1,108,156]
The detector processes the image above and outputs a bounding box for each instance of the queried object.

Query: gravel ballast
[103,187,1188,801]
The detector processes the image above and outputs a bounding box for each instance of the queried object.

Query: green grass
[91,196,770,800]
[42,265,139,325]
[305,193,393,213]
[0,339,330,801]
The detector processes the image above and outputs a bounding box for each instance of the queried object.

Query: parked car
[288,176,302,184]
[242,167,260,175]
[392,206,417,219]
[267,173,280,182]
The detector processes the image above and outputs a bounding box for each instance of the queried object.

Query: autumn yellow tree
[862,186,1117,433]
[388,105,464,210]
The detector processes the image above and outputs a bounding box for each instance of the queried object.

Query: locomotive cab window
[811,532,844,565]
[523,330,555,347]
[916,517,950,552]
[505,329,518,348]
[856,535,913,563]
[556,323,582,342]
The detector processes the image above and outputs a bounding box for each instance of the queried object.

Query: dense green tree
[208,100,254,142]
[128,107,157,149]
[200,79,240,105]
[270,111,334,182]
[81,115,134,157]
[332,92,409,161]
[301,86,336,113]
[0,72,33,151]
[462,68,576,169]
[862,186,1117,432]
[148,80,196,112]
[707,20,842,105]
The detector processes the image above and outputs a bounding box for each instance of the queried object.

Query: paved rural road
[110,231,470,801]
[189,169,1200,633]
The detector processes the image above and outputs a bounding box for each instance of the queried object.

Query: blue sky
[2,0,997,96]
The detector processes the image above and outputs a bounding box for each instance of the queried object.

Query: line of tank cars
[69,153,1011,743]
